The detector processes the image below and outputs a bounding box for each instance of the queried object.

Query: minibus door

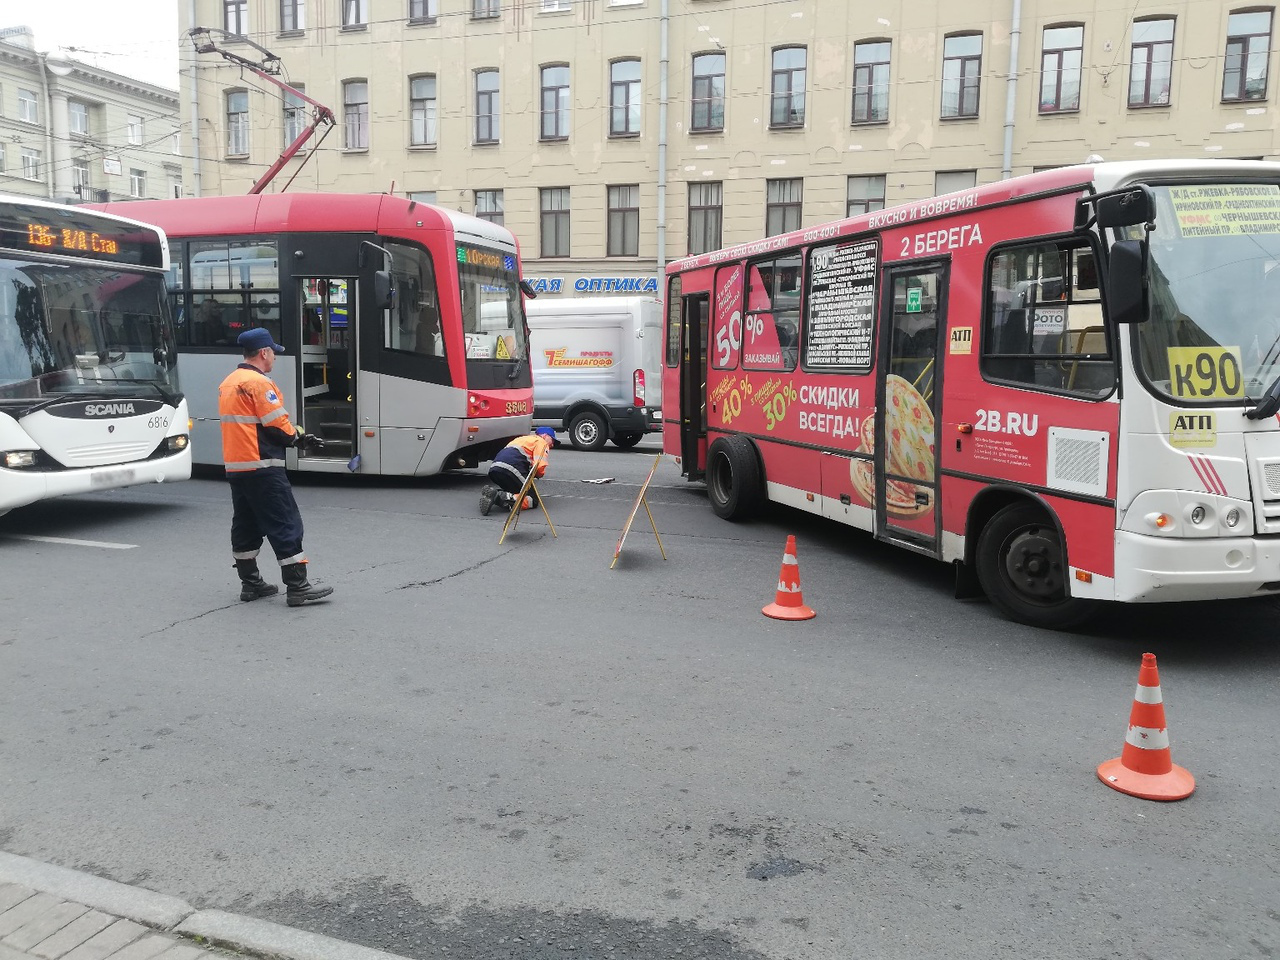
[876,264,947,552]
[680,293,709,477]
[297,277,357,465]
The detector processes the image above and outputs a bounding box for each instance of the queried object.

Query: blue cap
[535,427,556,440]
[238,327,285,354]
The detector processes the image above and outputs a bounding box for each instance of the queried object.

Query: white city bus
[0,195,191,515]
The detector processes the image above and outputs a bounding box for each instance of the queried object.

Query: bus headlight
[4,451,36,468]
[1225,508,1241,528]
[166,435,189,451]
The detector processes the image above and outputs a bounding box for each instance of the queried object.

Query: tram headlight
[1189,505,1206,525]
[3,451,36,468]
[1225,508,1242,528]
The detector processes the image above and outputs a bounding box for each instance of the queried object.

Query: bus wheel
[569,411,609,451]
[612,432,643,449]
[707,436,763,521]
[975,502,1094,629]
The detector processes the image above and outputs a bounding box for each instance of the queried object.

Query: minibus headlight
[3,451,36,469]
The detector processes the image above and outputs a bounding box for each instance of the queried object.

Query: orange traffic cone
[1097,652,1195,801]
[762,535,816,621]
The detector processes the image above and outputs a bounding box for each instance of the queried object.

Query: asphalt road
[3,437,1279,960]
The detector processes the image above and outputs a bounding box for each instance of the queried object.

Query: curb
[0,853,413,960]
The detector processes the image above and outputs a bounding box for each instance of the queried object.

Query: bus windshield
[0,258,178,403]
[457,244,527,362]
[1132,181,1280,404]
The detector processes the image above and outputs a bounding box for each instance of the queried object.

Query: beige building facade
[179,0,1279,296]
[0,27,182,205]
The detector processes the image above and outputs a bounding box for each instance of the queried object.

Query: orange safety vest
[218,364,297,472]
[505,434,550,477]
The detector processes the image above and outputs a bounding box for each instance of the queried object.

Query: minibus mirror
[373,270,394,310]
[1107,239,1149,324]
[520,278,539,299]
[1095,187,1156,228]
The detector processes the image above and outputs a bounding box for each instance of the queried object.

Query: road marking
[3,534,138,550]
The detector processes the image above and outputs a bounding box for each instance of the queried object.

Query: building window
[765,178,802,236]
[407,191,437,203]
[1223,10,1273,101]
[475,190,504,224]
[540,187,571,257]
[473,0,500,18]
[1129,18,1174,107]
[342,0,367,26]
[540,65,570,140]
[941,33,983,118]
[691,53,725,132]
[343,80,368,149]
[541,0,570,10]
[224,0,248,34]
[21,149,41,181]
[852,41,891,123]
[0,145,5,174]
[18,89,38,124]
[610,59,642,136]
[173,130,182,154]
[687,181,723,255]
[847,175,886,216]
[284,86,307,146]
[129,169,146,198]
[475,69,500,143]
[170,175,184,199]
[127,115,144,145]
[227,91,249,154]
[935,169,977,194]
[69,100,89,136]
[72,161,89,197]
[1040,25,1084,112]
[607,184,640,256]
[409,0,437,22]
[281,0,305,31]
[410,75,438,146]
[770,47,807,127]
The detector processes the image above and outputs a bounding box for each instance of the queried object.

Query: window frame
[770,46,807,128]
[1222,8,1273,101]
[69,100,89,137]
[1129,17,1175,108]
[691,52,726,132]
[941,32,983,119]
[343,79,369,149]
[607,184,640,257]
[852,40,891,124]
[341,0,368,26]
[283,85,307,147]
[20,148,41,181]
[129,168,147,199]
[472,0,500,19]
[280,0,305,32]
[474,69,500,144]
[18,88,38,124]
[540,64,570,140]
[1039,24,1084,113]
[687,181,723,255]
[409,74,438,147]
[540,187,571,258]
[765,178,803,237]
[224,0,248,34]
[474,189,504,225]
[409,0,437,23]
[609,59,643,137]
[127,114,144,146]
[847,174,887,217]
[226,90,250,155]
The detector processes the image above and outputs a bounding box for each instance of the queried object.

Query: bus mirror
[1107,239,1149,324]
[373,270,394,310]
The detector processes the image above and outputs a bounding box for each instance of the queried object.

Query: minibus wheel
[706,436,763,520]
[613,432,643,449]
[975,502,1094,629]
[569,411,609,451]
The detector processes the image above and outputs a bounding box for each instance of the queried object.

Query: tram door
[297,277,357,463]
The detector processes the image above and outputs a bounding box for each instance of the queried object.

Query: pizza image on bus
[849,375,936,519]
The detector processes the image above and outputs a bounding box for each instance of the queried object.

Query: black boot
[235,559,279,601]
[281,562,334,607]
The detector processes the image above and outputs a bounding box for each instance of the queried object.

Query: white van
[524,296,664,450]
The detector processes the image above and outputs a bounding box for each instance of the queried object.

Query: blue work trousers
[229,468,306,565]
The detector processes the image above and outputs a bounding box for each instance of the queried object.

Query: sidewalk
[0,854,410,960]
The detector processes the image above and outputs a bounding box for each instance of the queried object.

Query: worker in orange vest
[479,427,557,515]
[218,328,333,606]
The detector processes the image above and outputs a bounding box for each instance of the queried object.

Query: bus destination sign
[0,204,165,268]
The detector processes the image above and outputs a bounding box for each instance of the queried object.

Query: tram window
[983,240,1114,397]
[384,240,445,360]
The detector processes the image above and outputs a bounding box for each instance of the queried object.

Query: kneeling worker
[479,427,557,515]
[219,328,334,606]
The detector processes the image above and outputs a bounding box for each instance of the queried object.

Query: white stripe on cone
[776,581,801,593]
[1133,685,1164,705]
[1123,724,1171,750]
